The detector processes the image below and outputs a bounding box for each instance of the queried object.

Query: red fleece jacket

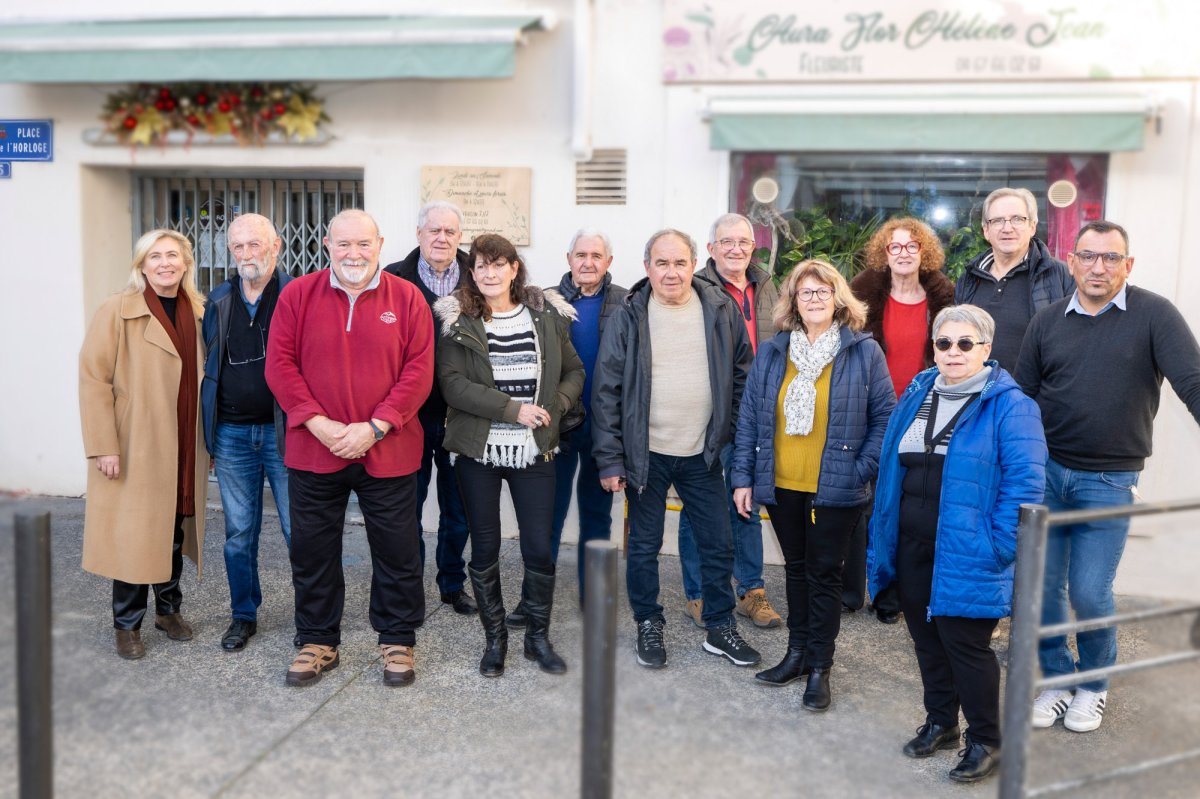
[266,270,434,477]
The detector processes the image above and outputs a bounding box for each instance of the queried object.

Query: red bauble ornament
[260,109,273,120]
[159,87,171,99]
[123,116,138,130]
[165,99,176,111]
[273,103,286,115]
[195,93,209,106]
[230,95,241,107]
[154,99,166,110]
[187,114,201,126]
[218,100,231,112]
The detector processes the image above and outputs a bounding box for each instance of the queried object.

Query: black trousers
[112,514,185,630]
[765,489,861,668]
[897,532,1001,747]
[288,465,424,647]
[840,509,901,613]
[455,456,556,573]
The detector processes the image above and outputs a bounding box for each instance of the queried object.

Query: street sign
[0,120,53,162]
[0,162,11,179]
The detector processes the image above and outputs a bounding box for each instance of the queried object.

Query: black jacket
[591,277,753,491]
[384,246,469,420]
[954,237,1073,315]
[850,267,956,368]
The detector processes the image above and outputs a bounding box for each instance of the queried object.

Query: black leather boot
[903,719,961,758]
[522,567,566,674]
[468,561,508,678]
[505,595,529,628]
[755,646,809,686]
[802,667,832,712]
[948,740,1000,783]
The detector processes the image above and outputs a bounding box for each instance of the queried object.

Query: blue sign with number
[0,162,11,179]
[0,120,53,162]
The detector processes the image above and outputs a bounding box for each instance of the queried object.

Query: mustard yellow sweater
[774,359,831,493]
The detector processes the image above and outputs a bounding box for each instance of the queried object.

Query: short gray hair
[417,200,463,229]
[982,187,1038,227]
[708,212,753,244]
[643,228,697,263]
[328,208,380,239]
[568,227,612,258]
[932,304,996,344]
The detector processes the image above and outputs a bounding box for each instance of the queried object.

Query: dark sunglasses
[934,337,987,353]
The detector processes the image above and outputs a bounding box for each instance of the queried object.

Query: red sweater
[265,270,434,477]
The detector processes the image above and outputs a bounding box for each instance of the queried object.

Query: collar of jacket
[433,285,578,338]
[389,245,470,276]
[696,258,770,290]
[902,360,1011,404]
[554,270,612,303]
[967,236,1057,276]
[762,324,872,357]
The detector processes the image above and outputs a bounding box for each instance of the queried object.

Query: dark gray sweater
[1014,285,1200,471]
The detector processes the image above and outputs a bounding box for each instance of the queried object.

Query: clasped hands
[305,415,390,460]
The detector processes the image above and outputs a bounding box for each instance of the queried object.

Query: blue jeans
[1039,458,1139,692]
[214,422,291,622]
[677,444,764,601]
[415,412,470,595]
[626,452,736,628]
[550,418,614,595]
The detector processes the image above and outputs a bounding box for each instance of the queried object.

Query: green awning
[0,15,549,82]
[708,94,1152,153]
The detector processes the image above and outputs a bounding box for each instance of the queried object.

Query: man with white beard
[202,212,294,652]
[266,209,436,687]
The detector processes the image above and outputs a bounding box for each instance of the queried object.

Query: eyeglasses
[1072,250,1128,267]
[798,287,833,301]
[717,238,755,252]
[984,215,1030,229]
[227,326,267,365]
[886,241,921,256]
[934,337,988,353]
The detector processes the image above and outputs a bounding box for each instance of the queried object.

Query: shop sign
[0,120,53,161]
[663,1,1197,82]
[420,166,532,246]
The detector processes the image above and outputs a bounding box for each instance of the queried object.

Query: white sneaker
[1031,689,1074,728]
[1064,689,1107,733]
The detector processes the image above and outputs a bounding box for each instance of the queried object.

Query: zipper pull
[811,507,816,525]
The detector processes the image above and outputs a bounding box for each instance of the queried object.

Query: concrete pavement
[0,495,1197,798]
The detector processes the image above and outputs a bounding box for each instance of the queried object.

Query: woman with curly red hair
[852,218,956,399]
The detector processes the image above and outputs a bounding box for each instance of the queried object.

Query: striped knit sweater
[479,305,541,467]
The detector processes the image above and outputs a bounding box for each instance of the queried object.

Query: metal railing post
[15,511,53,799]
[581,540,618,799]
[1000,504,1050,799]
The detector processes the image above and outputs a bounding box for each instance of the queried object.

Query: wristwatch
[368,420,386,441]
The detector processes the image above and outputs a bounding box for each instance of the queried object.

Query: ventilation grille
[576,149,627,205]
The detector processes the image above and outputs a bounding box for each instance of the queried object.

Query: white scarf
[783,322,841,436]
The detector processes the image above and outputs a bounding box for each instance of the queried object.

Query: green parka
[433,286,585,461]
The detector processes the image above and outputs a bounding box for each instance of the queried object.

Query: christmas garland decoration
[101,82,329,146]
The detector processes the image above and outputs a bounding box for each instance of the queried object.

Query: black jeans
[414,410,470,595]
[455,456,556,573]
[112,514,185,630]
[765,489,860,668]
[288,465,424,648]
[897,533,1001,747]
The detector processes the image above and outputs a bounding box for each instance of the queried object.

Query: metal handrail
[1000,499,1200,799]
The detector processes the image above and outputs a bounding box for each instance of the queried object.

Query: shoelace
[641,620,665,648]
[746,593,770,613]
[716,625,747,649]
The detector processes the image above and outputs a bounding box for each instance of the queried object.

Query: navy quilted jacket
[730,327,896,508]
[867,364,1047,620]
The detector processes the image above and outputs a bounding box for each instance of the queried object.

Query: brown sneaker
[286,644,339,686]
[154,613,194,641]
[115,629,145,660]
[381,644,415,687]
[736,588,782,628]
[682,598,704,629]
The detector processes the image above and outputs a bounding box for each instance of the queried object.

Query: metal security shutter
[132,172,365,294]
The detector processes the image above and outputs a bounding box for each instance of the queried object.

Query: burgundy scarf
[143,285,199,517]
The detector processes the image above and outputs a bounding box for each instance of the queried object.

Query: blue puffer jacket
[730,327,896,508]
[867,364,1047,620]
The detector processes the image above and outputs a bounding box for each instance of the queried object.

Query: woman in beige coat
[79,229,209,660]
